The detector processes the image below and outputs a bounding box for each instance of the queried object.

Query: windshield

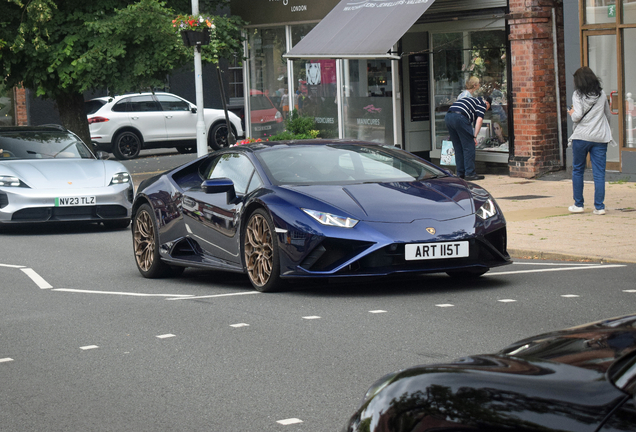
[256,144,447,185]
[0,131,95,160]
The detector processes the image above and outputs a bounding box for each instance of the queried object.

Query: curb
[508,249,635,264]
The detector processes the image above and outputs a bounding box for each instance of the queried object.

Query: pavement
[478,170,636,264]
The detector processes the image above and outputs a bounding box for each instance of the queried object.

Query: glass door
[623,28,636,149]
[584,32,621,167]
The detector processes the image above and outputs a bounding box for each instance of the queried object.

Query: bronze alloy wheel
[134,208,155,272]
[244,209,281,292]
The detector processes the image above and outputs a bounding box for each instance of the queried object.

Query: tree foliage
[0,0,245,146]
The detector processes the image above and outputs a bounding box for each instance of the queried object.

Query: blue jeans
[572,139,607,210]
[444,111,476,177]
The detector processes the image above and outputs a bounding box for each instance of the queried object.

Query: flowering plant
[233,137,265,146]
[172,14,215,32]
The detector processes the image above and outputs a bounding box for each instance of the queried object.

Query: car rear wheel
[244,208,282,292]
[113,131,142,160]
[209,123,232,151]
[133,203,182,278]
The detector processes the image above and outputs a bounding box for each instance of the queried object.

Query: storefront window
[623,0,636,23]
[247,27,287,138]
[432,30,508,154]
[0,83,15,126]
[623,28,636,148]
[291,24,339,138]
[342,59,394,143]
[586,0,617,24]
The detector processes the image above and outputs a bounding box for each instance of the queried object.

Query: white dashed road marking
[436,304,454,308]
[54,289,194,298]
[498,299,517,303]
[624,290,636,293]
[20,268,52,289]
[561,294,580,298]
[156,334,175,339]
[489,264,626,276]
[369,310,387,314]
[302,316,321,320]
[276,418,303,425]
[230,323,250,328]
[80,345,99,350]
[0,358,14,363]
[0,263,26,268]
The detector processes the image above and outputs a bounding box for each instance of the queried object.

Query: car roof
[87,92,180,102]
[0,125,69,134]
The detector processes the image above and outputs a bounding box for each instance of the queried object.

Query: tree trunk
[55,91,96,153]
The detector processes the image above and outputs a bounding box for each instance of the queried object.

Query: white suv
[86,92,244,160]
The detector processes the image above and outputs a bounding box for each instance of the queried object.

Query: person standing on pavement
[444,96,492,180]
[567,66,613,215]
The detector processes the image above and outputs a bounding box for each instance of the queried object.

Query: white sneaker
[593,209,606,215]
[568,205,584,213]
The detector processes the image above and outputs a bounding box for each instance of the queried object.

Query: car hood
[0,159,122,189]
[283,178,474,222]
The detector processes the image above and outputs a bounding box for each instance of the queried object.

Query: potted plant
[173,14,214,47]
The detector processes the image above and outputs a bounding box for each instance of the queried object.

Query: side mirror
[96,151,110,160]
[191,107,197,114]
[201,178,237,204]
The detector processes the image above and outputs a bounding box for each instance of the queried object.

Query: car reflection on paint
[342,314,636,432]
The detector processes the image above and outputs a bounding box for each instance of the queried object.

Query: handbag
[440,140,455,166]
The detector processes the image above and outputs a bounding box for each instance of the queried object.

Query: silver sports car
[0,125,133,228]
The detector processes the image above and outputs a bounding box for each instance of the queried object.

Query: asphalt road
[1,220,635,431]
[2,151,636,431]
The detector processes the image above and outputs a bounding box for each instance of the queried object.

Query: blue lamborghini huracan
[131,140,510,292]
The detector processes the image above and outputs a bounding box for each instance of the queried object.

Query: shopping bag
[440,140,455,166]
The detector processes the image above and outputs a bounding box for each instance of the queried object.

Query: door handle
[610,91,619,115]
[165,115,173,119]
[131,116,139,120]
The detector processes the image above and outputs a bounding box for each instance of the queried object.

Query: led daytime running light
[0,176,21,187]
[476,198,497,220]
[110,172,131,185]
[302,208,359,228]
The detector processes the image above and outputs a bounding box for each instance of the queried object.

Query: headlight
[302,208,359,228]
[109,172,131,185]
[0,176,22,187]
[476,198,497,220]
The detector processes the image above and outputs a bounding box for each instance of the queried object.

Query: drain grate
[499,195,552,200]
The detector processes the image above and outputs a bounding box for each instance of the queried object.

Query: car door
[127,95,167,142]
[155,94,197,140]
[182,153,258,265]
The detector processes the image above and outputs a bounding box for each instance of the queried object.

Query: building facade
[230,0,636,176]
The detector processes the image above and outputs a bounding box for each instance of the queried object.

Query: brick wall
[14,87,28,126]
[508,0,565,178]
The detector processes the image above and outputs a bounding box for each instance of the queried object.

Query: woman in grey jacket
[567,67,613,215]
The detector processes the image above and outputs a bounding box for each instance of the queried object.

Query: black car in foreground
[343,314,636,432]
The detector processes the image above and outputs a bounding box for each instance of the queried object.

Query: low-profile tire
[176,146,196,154]
[209,123,233,151]
[446,268,489,279]
[113,131,142,160]
[103,219,130,230]
[132,203,180,278]
[243,208,282,292]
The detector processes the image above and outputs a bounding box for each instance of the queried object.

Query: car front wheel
[113,131,142,160]
[244,209,282,292]
[133,203,183,278]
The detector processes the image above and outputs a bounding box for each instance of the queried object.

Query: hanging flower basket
[180,29,211,47]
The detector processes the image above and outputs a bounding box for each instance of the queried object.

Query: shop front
[231,0,510,169]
